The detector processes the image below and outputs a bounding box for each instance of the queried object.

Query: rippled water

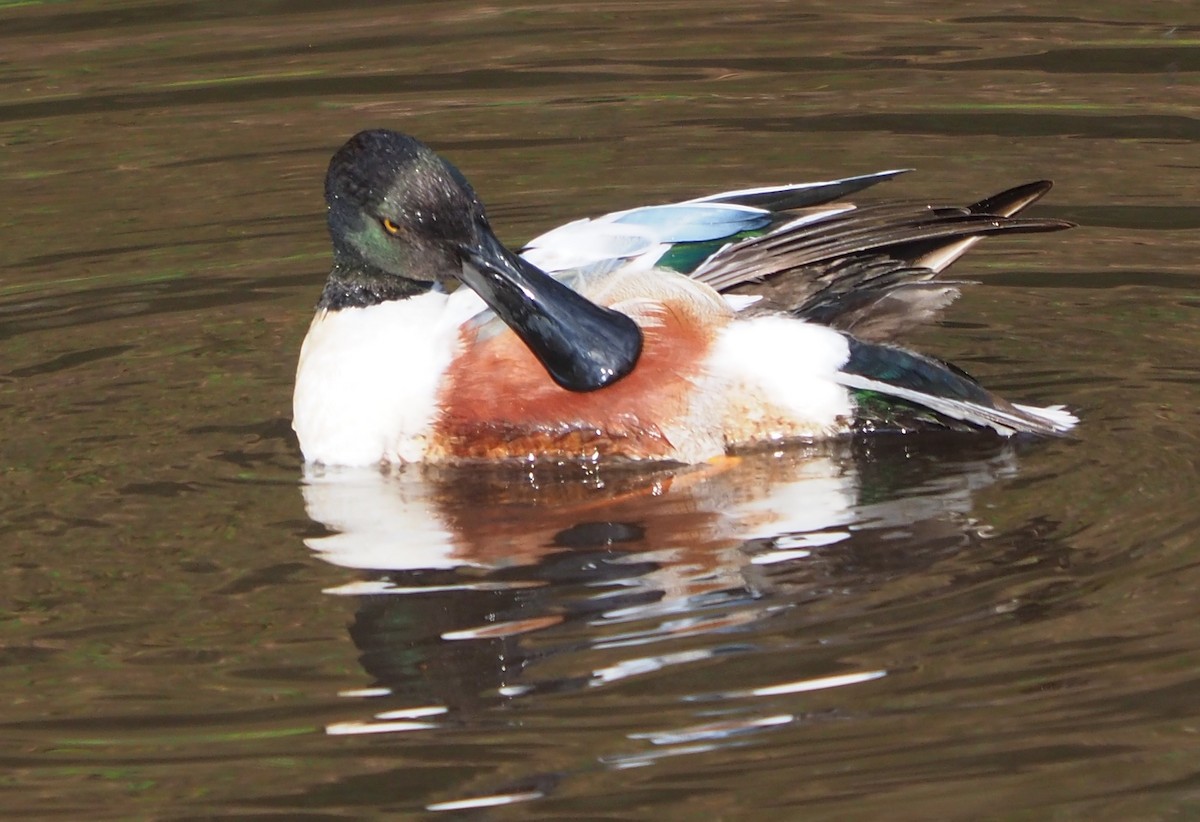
[2,1,1198,817]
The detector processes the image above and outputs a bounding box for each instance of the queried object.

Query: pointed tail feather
[910,180,1066,273]
[969,180,1054,217]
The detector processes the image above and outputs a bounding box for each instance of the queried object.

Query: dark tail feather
[906,181,1066,271]
[836,337,1077,437]
[969,180,1053,216]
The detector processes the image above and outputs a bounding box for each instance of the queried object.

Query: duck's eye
[380,218,402,236]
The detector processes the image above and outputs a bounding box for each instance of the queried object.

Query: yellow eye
[381,218,401,236]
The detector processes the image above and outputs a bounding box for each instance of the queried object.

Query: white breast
[292,292,468,466]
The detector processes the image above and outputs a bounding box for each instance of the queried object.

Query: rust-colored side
[432,304,716,461]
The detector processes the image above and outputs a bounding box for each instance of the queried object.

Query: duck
[293,129,1077,466]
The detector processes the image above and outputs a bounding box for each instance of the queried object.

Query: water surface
[2,1,1198,817]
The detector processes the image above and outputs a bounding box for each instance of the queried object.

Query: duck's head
[325,129,481,287]
[323,129,642,393]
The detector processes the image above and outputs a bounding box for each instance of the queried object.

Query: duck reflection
[302,436,1033,727]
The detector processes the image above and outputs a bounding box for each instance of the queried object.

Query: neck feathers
[317,260,433,310]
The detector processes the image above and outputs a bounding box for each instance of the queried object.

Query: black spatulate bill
[457,227,643,393]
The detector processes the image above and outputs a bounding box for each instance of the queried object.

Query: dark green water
[2,1,1198,817]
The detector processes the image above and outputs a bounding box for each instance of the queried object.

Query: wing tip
[1012,402,1079,436]
[970,179,1057,218]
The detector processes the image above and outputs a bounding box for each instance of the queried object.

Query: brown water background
[2,1,1199,818]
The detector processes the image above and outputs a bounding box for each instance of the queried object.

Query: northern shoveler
[293,129,1077,466]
